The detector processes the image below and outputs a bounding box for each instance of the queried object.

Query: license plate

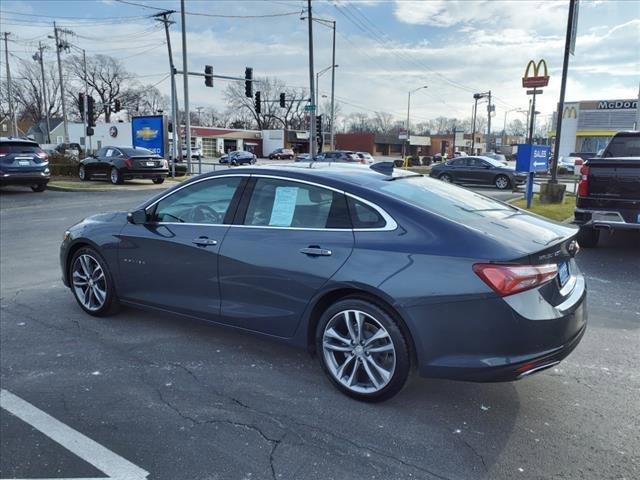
[558,261,570,287]
[146,161,156,166]
[18,160,30,166]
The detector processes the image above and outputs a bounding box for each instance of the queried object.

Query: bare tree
[507,119,526,135]
[372,111,395,133]
[10,59,62,125]
[67,54,132,122]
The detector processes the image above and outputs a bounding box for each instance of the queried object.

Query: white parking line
[0,389,148,480]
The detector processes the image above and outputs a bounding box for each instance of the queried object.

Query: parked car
[55,142,82,156]
[453,151,468,157]
[269,148,295,160]
[182,145,202,161]
[78,146,168,185]
[482,151,508,165]
[61,162,586,402]
[356,152,375,164]
[430,155,527,190]
[557,155,583,174]
[219,150,256,165]
[315,150,360,163]
[0,137,50,192]
[295,153,312,162]
[574,131,640,247]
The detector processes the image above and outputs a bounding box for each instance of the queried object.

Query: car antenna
[370,161,394,176]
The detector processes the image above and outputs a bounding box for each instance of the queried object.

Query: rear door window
[243,178,350,229]
[348,198,386,229]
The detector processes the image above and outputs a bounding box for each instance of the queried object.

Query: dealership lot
[1,187,638,480]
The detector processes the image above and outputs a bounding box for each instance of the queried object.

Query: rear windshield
[379,176,516,222]
[602,135,640,157]
[119,147,156,156]
[0,142,41,154]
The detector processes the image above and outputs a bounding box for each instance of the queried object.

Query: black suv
[0,138,51,192]
[316,150,360,162]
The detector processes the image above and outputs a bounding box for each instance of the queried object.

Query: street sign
[304,104,316,112]
[398,130,408,140]
[570,0,580,55]
[517,144,550,173]
[131,115,167,158]
[526,89,543,95]
[522,59,550,88]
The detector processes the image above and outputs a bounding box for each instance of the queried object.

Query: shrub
[50,163,78,177]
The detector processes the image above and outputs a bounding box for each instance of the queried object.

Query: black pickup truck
[574,131,640,247]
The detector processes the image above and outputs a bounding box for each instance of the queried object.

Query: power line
[112,0,303,18]
[0,9,149,21]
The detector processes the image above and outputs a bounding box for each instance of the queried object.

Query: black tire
[316,297,411,402]
[110,167,124,185]
[78,165,88,181]
[576,227,599,248]
[439,173,452,183]
[494,174,511,190]
[69,247,119,317]
[31,183,47,192]
[152,177,165,184]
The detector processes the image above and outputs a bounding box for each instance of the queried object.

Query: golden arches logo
[522,59,550,88]
[563,106,577,118]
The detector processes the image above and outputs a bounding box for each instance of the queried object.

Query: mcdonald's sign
[563,106,578,118]
[522,59,550,88]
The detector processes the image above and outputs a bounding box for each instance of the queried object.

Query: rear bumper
[122,169,168,180]
[574,208,640,231]
[0,171,50,186]
[405,271,587,382]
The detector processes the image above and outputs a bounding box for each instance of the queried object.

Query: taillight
[577,165,589,197]
[473,263,558,297]
[124,158,134,169]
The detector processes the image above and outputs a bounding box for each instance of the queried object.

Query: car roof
[0,137,38,145]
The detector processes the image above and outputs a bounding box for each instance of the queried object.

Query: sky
[1,0,639,127]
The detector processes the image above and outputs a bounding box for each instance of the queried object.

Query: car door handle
[192,237,217,247]
[300,247,332,256]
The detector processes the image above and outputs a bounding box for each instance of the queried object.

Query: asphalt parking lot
[1,185,638,480]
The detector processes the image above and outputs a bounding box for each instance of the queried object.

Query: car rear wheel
[31,183,46,192]
[576,227,599,248]
[152,177,165,184]
[439,173,452,183]
[70,247,119,317]
[317,298,411,402]
[110,167,123,185]
[494,175,511,190]
[78,165,88,181]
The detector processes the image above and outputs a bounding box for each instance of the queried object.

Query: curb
[46,179,186,193]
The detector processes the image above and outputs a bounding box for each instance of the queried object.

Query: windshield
[0,143,41,154]
[379,176,516,222]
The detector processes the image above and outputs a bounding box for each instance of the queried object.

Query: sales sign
[516,144,550,173]
[131,115,167,158]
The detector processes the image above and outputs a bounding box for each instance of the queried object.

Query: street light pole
[180,0,194,173]
[405,85,427,160]
[306,0,316,158]
[330,20,336,150]
[53,23,70,144]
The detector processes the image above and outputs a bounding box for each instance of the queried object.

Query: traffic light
[114,99,121,112]
[204,65,213,87]
[78,92,85,119]
[86,126,94,137]
[244,67,253,97]
[279,93,286,108]
[87,96,96,127]
[254,91,261,114]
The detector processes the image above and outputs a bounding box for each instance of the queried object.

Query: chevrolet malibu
[60,163,587,402]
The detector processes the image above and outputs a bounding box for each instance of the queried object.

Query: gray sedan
[430,156,527,189]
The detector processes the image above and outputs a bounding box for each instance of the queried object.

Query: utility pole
[180,0,194,173]
[53,22,70,144]
[471,97,479,152]
[330,20,336,150]
[155,10,179,178]
[34,42,51,143]
[81,48,90,152]
[196,106,204,125]
[404,85,428,161]
[306,0,317,159]
[486,90,492,153]
[3,32,17,137]
[635,81,639,130]
[550,0,577,184]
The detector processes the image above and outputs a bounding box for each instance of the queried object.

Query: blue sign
[131,115,166,157]
[516,144,550,173]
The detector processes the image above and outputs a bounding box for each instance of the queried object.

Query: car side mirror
[127,209,148,225]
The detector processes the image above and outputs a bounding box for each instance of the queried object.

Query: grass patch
[510,195,575,222]
[406,166,432,174]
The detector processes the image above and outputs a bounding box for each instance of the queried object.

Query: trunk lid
[585,158,640,200]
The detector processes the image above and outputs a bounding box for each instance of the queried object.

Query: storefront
[189,127,263,157]
[550,99,638,157]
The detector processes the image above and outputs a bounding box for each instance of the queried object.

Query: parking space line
[0,389,148,480]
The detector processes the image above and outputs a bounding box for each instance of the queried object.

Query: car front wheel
[31,183,46,192]
[316,297,411,402]
[78,165,88,181]
[152,177,165,184]
[494,175,511,190]
[69,247,119,316]
[439,173,452,183]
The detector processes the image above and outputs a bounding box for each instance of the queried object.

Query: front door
[218,176,354,337]
[117,175,246,319]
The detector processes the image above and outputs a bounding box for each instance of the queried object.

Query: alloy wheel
[440,173,452,183]
[79,166,86,180]
[322,310,396,394]
[495,175,509,189]
[110,168,119,184]
[72,254,107,311]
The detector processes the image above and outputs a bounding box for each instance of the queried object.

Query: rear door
[218,176,354,337]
